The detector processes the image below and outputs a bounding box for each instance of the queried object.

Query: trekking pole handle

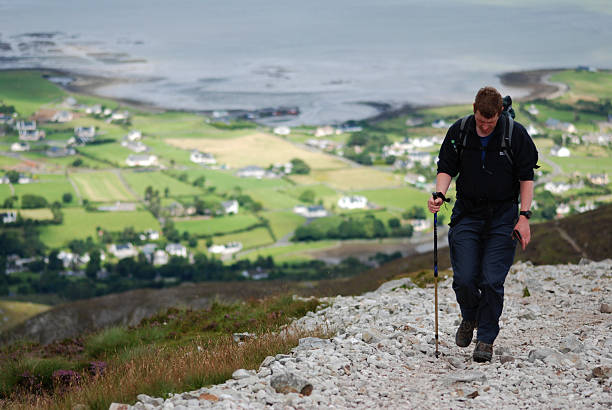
[432,191,450,203]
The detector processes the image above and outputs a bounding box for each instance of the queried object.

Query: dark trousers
[448,201,518,344]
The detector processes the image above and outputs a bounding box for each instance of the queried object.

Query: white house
[527,104,539,115]
[588,173,609,185]
[153,250,169,266]
[109,243,138,259]
[293,205,327,218]
[526,124,539,136]
[111,111,129,121]
[273,126,291,136]
[122,141,148,153]
[236,165,267,179]
[47,146,76,157]
[544,181,571,194]
[1,211,17,224]
[139,229,160,241]
[222,199,239,215]
[556,203,571,217]
[406,151,433,167]
[190,150,216,165]
[126,154,158,167]
[11,142,30,152]
[0,114,14,125]
[208,241,243,255]
[431,119,449,129]
[19,129,45,141]
[409,219,431,232]
[85,104,103,115]
[16,121,36,132]
[550,146,570,157]
[314,126,335,137]
[52,111,73,123]
[75,126,96,140]
[166,243,188,258]
[126,130,142,141]
[338,195,368,210]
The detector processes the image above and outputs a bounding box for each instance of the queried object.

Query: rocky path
[123,260,612,409]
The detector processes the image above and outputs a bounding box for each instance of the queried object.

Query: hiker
[427,86,538,362]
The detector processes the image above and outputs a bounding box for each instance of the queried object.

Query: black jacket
[437,115,538,202]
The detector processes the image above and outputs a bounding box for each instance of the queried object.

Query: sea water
[0,0,611,124]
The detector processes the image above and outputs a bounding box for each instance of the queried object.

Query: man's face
[474,110,499,136]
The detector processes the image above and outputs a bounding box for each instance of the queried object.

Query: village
[0,68,611,299]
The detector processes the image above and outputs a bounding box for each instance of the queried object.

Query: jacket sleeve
[513,122,538,181]
[436,121,460,177]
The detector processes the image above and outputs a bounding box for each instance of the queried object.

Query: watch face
[521,211,532,219]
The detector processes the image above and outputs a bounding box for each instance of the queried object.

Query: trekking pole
[432,192,450,359]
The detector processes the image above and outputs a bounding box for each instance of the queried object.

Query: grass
[121,171,204,198]
[166,132,347,170]
[173,214,260,236]
[240,241,338,262]
[0,296,324,409]
[553,154,612,174]
[0,71,66,117]
[12,175,76,206]
[38,208,160,248]
[70,172,136,203]
[549,69,612,100]
[131,112,253,140]
[247,187,301,210]
[353,187,430,212]
[289,167,403,190]
[260,211,306,240]
[16,209,55,220]
[0,301,50,333]
[76,143,132,168]
[199,227,275,252]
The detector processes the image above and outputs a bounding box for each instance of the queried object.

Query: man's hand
[513,216,530,250]
[428,196,443,213]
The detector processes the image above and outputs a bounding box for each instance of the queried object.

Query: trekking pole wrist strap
[432,192,450,202]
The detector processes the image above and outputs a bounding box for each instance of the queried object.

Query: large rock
[270,372,313,395]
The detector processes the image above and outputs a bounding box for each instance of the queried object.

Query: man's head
[473,86,503,136]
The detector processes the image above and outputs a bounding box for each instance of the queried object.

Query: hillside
[2,204,610,346]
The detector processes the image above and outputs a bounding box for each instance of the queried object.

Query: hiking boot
[455,320,477,347]
[473,341,493,362]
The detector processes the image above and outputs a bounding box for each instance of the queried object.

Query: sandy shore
[2,67,569,120]
[498,68,569,101]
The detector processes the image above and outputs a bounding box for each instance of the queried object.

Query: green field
[248,188,301,210]
[240,240,338,262]
[200,227,275,252]
[122,171,204,198]
[131,112,253,140]
[550,70,612,100]
[183,169,293,192]
[13,175,76,205]
[0,184,13,203]
[173,214,260,236]
[261,211,306,239]
[77,142,132,167]
[528,103,604,132]
[554,155,612,174]
[0,70,66,116]
[70,172,136,202]
[354,187,430,211]
[0,155,23,170]
[290,167,403,190]
[38,208,160,248]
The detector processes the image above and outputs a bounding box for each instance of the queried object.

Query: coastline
[1,67,569,122]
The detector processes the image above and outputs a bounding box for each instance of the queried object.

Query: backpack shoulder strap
[455,115,472,161]
[500,115,514,167]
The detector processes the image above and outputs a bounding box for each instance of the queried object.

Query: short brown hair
[474,86,502,118]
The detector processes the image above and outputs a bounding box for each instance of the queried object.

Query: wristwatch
[519,210,532,219]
